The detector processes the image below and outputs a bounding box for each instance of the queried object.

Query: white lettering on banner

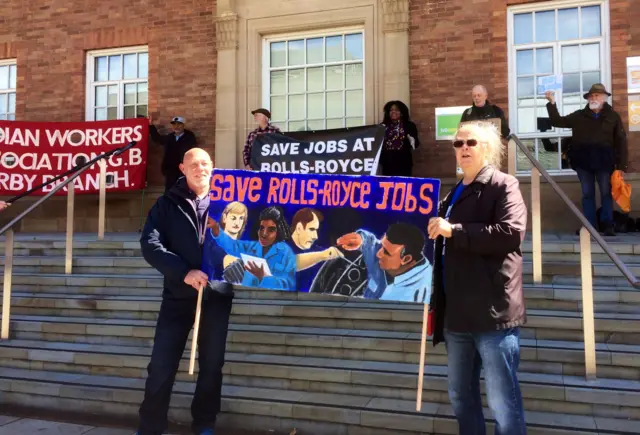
[45,125,143,147]
[260,158,376,174]
[0,152,53,171]
[261,143,301,156]
[352,137,375,152]
[0,128,40,147]
[41,170,132,193]
[0,173,38,191]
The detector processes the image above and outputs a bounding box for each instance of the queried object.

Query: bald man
[460,85,510,138]
[138,148,231,435]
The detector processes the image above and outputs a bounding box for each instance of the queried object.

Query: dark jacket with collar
[150,125,197,185]
[140,178,231,300]
[429,166,527,346]
[546,102,628,171]
[460,102,511,138]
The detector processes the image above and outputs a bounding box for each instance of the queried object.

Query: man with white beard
[545,83,627,236]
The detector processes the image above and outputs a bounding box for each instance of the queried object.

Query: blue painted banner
[202,170,440,304]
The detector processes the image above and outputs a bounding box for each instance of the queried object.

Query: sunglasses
[453,139,478,148]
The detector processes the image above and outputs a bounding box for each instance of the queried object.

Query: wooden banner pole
[416,303,429,411]
[189,285,205,375]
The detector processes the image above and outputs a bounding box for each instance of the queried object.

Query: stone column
[380,0,410,106]
[214,4,239,168]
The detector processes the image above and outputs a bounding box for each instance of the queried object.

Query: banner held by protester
[250,125,385,175]
[0,118,149,195]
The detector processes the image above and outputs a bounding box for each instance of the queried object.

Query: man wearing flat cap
[243,108,281,170]
[149,115,198,191]
[545,84,628,236]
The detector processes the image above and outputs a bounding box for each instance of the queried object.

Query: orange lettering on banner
[419,183,434,215]
[280,178,293,204]
[267,177,280,203]
[349,181,361,208]
[321,180,332,206]
[376,182,394,210]
[222,175,235,202]
[209,173,225,201]
[360,182,371,208]
[405,184,418,212]
[391,183,406,211]
[248,177,262,202]
[307,179,319,205]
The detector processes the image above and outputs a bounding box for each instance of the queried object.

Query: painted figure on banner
[202,169,440,304]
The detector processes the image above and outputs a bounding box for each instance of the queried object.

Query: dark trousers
[444,328,527,435]
[574,167,613,229]
[138,292,233,435]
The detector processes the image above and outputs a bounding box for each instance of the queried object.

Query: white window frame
[262,26,366,132]
[0,58,17,120]
[85,45,149,121]
[507,0,611,174]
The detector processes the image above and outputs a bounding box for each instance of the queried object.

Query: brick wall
[408,0,637,178]
[0,0,217,188]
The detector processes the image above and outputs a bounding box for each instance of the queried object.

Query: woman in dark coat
[427,121,528,435]
[379,100,420,176]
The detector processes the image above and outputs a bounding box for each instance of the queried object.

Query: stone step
[4,314,640,380]
[0,366,636,435]
[2,339,640,421]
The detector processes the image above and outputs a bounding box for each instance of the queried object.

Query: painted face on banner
[223,212,246,237]
[295,215,320,249]
[376,236,408,272]
[258,219,278,247]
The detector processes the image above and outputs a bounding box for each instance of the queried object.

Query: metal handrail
[509,134,640,288]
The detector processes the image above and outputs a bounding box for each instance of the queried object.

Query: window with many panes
[85,47,149,121]
[507,1,609,173]
[0,60,17,120]
[263,30,365,132]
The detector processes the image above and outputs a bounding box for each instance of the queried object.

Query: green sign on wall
[435,106,468,140]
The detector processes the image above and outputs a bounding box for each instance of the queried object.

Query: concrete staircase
[1,233,640,434]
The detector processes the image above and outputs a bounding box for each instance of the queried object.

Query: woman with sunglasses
[427,122,528,435]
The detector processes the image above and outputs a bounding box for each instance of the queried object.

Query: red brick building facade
[0,0,638,232]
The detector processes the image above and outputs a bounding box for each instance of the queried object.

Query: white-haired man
[460,85,510,138]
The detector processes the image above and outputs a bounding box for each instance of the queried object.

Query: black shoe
[603,225,616,237]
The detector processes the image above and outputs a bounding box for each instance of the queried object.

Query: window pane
[307,93,324,119]
[137,105,148,117]
[563,73,580,94]
[95,86,107,107]
[0,114,6,120]
[95,56,108,81]
[124,83,136,105]
[137,82,148,104]
[514,13,533,44]
[517,77,534,98]
[270,96,286,121]
[327,118,343,129]
[326,65,343,91]
[0,66,8,90]
[345,33,363,60]
[517,50,533,75]
[517,107,536,133]
[7,113,15,121]
[288,121,306,132]
[95,108,107,121]
[270,42,286,67]
[563,103,581,116]
[346,117,363,127]
[558,8,579,40]
[0,94,5,113]
[124,106,136,119]
[536,48,553,74]
[581,6,601,38]
[583,71,601,91]
[123,54,137,79]
[345,64,363,89]
[289,94,305,120]
[288,40,304,66]
[270,71,286,94]
[138,53,148,79]
[107,107,118,120]
[327,92,343,117]
[108,85,118,106]
[326,36,343,62]
[308,119,325,130]
[9,65,16,89]
[535,11,555,42]
[581,44,600,71]
[538,138,560,170]
[516,139,535,171]
[562,45,580,73]
[109,55,121,80]
[346,90,363,117]
[288,69,304,93]
[307,67,323,92]
[8,93,15,113]
[307,38,323,64]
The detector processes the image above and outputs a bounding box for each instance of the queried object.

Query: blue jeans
[574,167,613,229]
[444,328,527,435]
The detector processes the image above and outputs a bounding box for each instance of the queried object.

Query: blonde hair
[455,121,504,168]
[221,201,248,235]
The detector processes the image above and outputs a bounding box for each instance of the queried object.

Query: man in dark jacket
[137,148,232,435]
[545,83,628,236]
[149,115,197,192]
[460,85,511,138]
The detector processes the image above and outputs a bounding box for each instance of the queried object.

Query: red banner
[0,118,148,196]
